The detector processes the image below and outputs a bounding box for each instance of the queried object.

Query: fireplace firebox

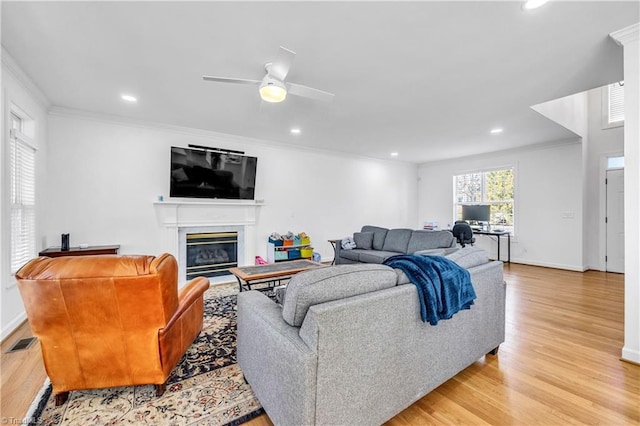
[186,232,238,279]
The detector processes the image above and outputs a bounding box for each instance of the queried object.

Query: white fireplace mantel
[153,199,264,227]
[153,200,263,284]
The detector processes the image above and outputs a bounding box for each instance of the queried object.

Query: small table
[38,244,120,257]
[473,230,511,263]
[328,239,342,265]
[229,259,326,293]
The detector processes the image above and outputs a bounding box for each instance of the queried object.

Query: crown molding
[1,47,51,109]
[610,23,640,47]
[48,105,415,167]
[418,136,582,168]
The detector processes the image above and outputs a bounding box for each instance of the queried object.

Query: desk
[473,230,510,263]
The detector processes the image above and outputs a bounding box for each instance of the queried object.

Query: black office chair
[452,221,475,247]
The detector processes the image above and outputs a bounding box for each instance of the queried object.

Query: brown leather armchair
[15,253,210,405]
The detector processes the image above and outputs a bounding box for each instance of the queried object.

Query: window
[608,82,624,124]
[454,168,514,231]
[607,156,624,170]
[9,112,37,273]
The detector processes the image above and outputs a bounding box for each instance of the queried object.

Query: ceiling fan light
[260,80,287,103]
[523,0,548,10]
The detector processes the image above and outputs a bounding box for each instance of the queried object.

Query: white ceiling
[2,1,638,163]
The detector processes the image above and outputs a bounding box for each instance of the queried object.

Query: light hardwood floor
[2,264,638,425]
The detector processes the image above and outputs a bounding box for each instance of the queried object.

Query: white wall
[43,111,419,265]
[418,139,584,270]
[1,53,49,339]
[531,92,587,137]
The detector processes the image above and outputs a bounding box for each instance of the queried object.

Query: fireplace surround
[153,200,262,284]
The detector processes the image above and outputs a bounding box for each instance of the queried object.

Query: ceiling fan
[203,46,334,104]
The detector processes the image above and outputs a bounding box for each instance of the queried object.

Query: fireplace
[153,200,260,285]
[185,232,238,279]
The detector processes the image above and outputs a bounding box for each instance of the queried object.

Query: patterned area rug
[25,283,264,425]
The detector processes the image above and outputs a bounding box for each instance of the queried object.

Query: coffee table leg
[236,276,247,292]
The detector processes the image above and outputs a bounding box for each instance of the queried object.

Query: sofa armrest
[237,291,317,426]
[297,271,505,425]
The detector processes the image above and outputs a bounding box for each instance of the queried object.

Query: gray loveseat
[335,225,457,265]
[237,248,506,425]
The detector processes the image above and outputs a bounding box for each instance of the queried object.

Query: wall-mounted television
[170,147,257,200]
[461,204,490,223]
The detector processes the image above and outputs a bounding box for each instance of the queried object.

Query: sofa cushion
[353,232,374,250]
[358,250,403,264]
[382,228,412,253]
[339,249,365,262]
[361,226,389,250]
[413,248,446,257]
[281,264,397,326]
[446,246,490,269]
[407,230,455,253]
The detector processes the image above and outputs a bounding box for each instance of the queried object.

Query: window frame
[607,155,624,170]
[8,110,37,275]
[453,166,515,233]
[602,82,624,130]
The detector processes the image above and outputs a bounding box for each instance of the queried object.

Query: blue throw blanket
[383,254,476,325]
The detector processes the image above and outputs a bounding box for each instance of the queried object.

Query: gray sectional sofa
[237,248,506,425]
[335,225,458,265]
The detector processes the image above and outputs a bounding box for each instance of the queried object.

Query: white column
[610,23,640,364]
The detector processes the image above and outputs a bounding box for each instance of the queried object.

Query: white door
[606,169,624,273]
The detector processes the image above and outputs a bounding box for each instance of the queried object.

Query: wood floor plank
[0,321,48,422]
[2,263,639,425]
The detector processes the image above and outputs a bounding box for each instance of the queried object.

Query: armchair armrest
[164,277,210,331]
[158,277,209,375]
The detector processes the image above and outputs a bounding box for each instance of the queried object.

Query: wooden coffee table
[230,259,326,293]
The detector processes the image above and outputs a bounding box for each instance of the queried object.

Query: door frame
[599,151,624,272]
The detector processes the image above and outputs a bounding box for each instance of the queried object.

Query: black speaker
[61,233,70,251]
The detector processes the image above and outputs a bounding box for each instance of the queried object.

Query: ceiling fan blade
[202,75,261,85]
[287,82,335,102]
[269,46,296,81]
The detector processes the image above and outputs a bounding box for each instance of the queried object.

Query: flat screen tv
[461,204,490,223]
[170,147,257,200]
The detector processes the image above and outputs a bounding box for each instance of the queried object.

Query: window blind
[608,82,625,123]
[10,129,36,273]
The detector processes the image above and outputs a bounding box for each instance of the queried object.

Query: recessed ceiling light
[523,0,549,10]
[121,94,137,103]
[290,128,301,134]
[490,128,504,134]
[390,152,399,157]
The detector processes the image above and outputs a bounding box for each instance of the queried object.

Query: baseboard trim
[508,259,586,272]
[621,347,640,364]
[1,312,28,342]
